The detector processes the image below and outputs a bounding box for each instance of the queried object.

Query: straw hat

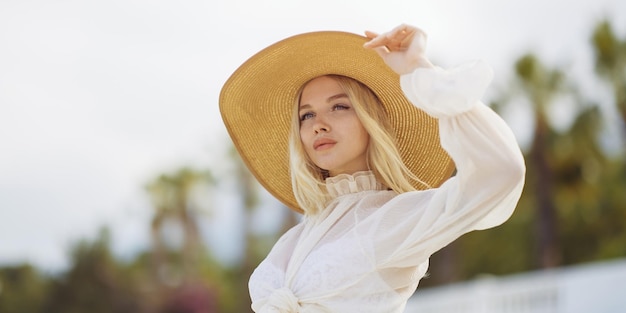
[219,30,454,213]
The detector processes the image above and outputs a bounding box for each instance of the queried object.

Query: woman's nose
[313,117,330,134]
[315,126,328,134]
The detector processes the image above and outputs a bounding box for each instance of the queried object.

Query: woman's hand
[363,24,434,75]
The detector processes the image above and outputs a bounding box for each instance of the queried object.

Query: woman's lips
[313,138,337,150]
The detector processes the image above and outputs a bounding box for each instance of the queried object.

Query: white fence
[405,258,626,313]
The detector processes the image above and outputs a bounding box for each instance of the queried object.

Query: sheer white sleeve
[368,60,526,269]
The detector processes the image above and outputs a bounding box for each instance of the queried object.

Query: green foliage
[43,229,150,313]
[592,20,623,75]
[592,19,626,141]
[0,264,49,313]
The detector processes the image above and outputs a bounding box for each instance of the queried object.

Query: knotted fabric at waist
[258,287,301,313]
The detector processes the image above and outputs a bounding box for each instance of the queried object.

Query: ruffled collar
[325,171,386,198]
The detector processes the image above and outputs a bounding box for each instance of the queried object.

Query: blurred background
[1,0,625,312]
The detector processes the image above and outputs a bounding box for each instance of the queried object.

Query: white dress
[248,60,526,313]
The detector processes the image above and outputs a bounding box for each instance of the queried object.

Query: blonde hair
[289,75,427,215]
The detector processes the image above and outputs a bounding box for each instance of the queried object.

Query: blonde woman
[220,24,525,313]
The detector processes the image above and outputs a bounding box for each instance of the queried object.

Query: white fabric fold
[258,287,301,313]
[400,60,494,117]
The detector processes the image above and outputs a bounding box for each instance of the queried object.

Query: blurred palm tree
[514,54,566,268]
[146,168,214,286]
[590,19,626,260]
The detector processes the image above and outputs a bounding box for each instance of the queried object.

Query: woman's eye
[300,112,314,121]
[333,104,350,111]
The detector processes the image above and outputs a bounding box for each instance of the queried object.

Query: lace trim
[325,171,385,198]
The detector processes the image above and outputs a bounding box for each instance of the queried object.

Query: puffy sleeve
[370,60,526,269]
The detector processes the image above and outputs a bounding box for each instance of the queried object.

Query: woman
[220,24,525,313]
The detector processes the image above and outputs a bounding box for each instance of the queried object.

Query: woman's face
[298,76,370,177]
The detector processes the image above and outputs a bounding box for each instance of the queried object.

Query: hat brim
[220,31,454,213]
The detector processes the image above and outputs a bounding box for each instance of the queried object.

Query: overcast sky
[1,0,625,272]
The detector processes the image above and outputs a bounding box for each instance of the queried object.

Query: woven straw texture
[219,31,454,213]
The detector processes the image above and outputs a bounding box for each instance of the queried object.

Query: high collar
[325,171,386,198]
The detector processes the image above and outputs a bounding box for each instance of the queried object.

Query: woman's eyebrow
[326,93,348,102]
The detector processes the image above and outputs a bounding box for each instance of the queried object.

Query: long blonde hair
[289,75,427,215]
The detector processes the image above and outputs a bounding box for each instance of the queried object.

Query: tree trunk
[531,113,561,268]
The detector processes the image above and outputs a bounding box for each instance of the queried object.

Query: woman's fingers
[364,30,379,40]
[364,24,422,51]
[386,24,419,50]
[363,24,432,74]
[363,30,386,48]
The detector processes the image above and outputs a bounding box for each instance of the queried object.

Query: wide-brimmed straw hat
[219,30,454,213]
